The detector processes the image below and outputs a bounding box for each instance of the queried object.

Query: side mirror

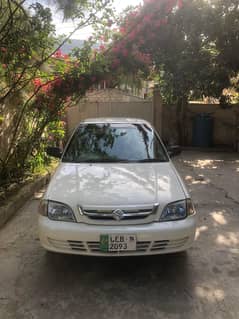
[46,147,62,159]
[167,145,182,158]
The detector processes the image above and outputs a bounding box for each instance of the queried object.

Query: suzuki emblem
[112,209,125,221]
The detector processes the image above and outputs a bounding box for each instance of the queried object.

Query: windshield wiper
[135,159,168,163]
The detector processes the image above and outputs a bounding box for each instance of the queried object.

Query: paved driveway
[0,151,239,319]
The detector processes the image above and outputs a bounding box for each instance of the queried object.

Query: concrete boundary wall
[66,93,239,148]
[162,103,239,147]
[0,173,51,229]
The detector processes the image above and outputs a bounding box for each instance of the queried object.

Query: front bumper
[38,215,196,256]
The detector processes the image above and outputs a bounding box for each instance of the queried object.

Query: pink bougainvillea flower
[53,49,64,59]
[33,78,42,87]
[53,77,62,88]
[143,15,151,24]
[165,0,175,13]
[120,27,126,34]
[112,46,120,53]
[122,48,129,57]
[136,24,142,34]
[111,58,120,69]
[128,10,138,18]
[129,31,137,40]
[138,38,145,46]
[134,51,152,65]
[2,64,7,68]
[177,0,183,8]
[42,82,52,93]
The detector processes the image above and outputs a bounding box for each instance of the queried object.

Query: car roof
[80,117,152,125]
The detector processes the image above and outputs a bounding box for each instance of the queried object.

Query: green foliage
[0,0,121,186]
[28,142,51,173]
[0,1,57,184]
[0,1,56,100]
[2,0,237,181]
[113,0,238,103]
[47,120,66,144]
[205,0,239,74]
[110,0,238,143]
[139,0,232,102]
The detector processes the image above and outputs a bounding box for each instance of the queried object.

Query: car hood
[46,162,186,209]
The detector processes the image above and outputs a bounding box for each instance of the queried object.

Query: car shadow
[45,251,190,283]
[43,251,193,294]
[34,251,196,317]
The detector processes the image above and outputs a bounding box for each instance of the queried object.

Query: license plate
[100,234,137,252]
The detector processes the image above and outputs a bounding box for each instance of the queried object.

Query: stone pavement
[0,151,239,319]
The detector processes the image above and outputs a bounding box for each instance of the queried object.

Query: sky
[51,0,142,40]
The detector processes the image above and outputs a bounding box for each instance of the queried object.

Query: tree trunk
[176,96,188,145]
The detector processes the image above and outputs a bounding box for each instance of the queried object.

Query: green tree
[206,0,239,74]
[0,0,115,185]
[113,0,239,143]
[154,0,239,142]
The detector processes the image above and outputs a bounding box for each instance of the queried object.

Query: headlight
[160,199,195,222]
[39,200,76,222]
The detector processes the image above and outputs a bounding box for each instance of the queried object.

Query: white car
[39,118,196,256]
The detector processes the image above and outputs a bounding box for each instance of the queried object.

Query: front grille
[150,237,189,251]
[68,240,87,251]
[87,241,151,253]
[80,204,158,221]
[48,237,189,254]
[48,238,87,252]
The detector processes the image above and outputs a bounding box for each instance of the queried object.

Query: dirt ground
[0,151,239,319]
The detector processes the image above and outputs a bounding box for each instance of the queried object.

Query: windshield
[62,123,169,163]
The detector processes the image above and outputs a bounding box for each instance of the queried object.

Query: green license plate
[100,234,137,252]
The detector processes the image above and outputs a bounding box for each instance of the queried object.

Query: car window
[62,123,169,163]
